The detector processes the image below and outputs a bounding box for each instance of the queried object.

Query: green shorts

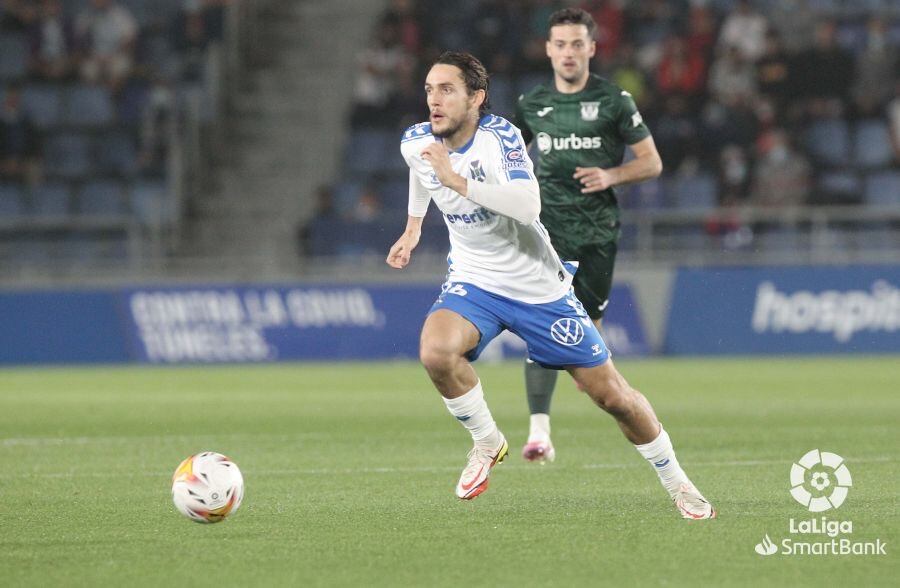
[555,240,618,321]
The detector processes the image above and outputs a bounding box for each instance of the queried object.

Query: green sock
[524,359,558,415]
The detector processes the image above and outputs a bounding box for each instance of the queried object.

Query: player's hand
[574,167,618,193]
[421,142,466,195]
[386,231,420,269]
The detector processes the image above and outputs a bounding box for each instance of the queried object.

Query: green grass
[0,357,897,587]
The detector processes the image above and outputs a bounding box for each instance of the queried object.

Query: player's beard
[431,114,465,140]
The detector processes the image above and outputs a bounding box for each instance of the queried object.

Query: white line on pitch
[0,456,890,479]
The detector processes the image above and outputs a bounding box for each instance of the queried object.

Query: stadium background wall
[0,265,896,365]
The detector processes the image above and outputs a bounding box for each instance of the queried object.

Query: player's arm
[421,142,540,225]
[386,169,429,269]
[574,136,663,194]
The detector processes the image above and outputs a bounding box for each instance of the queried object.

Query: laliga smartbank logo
[754,450,887,557]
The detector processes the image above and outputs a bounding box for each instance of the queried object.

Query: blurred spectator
[750,129,811,207]
[472,0,521,74]
[351,22,412,128]
[852,17,898,117]
[76,0,138,91]
[708,46,758,106]
[138,74,175,177]
[350,184,383,223]
[888,80,900,163]
[28,0,75,81]
[789,20,854,117]
[656,35,706,102]
[685,5,716,61]
[582,0,623,62]
[298,184,338,254]
[717,144,751,203]
[174,3,212,83]
[768,0,817,54]
[0,0,36,33]
[608,41,649,107]
[382,0,420,55]
[756,31,791,111]
[716,0,768,63]
[654,96,701,171]
[0,84,40,183]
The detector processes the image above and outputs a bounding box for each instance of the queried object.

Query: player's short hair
[432,51,491,116]
[547,7,597,40]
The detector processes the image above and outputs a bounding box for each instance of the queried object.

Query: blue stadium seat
[30,183,71,216]
[131,179,171,226]
[97,132,139,176]
[345,129,394,175]
[621,178,665,210]
[805,119,850,167]
[665,173,718,210]
[64,85,115,127]
[815,171,862,205]
[45,134,93,179]
[22,85,63,130]
[77,181,128,215]
[332,181,362,211]
[0,34,28,80]
[489,74,516,120]
[0,184,26,218]
[380,176,410,210]
[863,171,900,207]
[854,119,893,169]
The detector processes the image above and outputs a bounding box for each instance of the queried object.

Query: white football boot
[673,483,717,519]
[455,434,509,500]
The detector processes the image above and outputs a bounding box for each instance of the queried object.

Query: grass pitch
[0,357,897,587]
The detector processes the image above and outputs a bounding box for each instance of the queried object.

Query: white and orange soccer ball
[171,451,244,523]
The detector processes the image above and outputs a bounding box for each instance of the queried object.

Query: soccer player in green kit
[514,8,663,463]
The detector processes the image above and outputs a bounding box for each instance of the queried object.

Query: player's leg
[522,241,617,462]
[567,360,716,519]
[420,288,510,499]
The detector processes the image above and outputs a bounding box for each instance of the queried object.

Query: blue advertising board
[0,282,650,365]
[665,265,900,355]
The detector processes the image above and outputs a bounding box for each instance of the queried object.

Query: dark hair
[432,51,491,116]
[547,7,597,39]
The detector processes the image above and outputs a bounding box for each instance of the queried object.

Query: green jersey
[514,74,651,252]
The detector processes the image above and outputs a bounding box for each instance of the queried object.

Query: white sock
[442,381,500,449]
[528,413,551,443]
[634,426,691,498]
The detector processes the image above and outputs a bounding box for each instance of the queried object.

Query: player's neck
[441,117,479,151]
[553,72,590,94]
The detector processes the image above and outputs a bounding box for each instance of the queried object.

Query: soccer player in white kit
[386,52,715,519]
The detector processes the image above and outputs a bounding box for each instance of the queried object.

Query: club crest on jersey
[580,101,600,121]
[469,160,486,182]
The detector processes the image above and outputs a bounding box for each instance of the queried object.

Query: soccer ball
[171,451,244,523]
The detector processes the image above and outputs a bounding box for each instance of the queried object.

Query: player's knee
[419,339,458,375]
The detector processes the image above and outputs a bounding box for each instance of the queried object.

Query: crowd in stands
[0,0,229,262]
[311,0,900,258]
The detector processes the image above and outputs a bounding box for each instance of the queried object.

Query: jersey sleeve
[615,90,652,145]
[513,96,534,145]
[407,167,430,218]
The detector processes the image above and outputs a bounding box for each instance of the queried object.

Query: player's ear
[545,39,552,59]
[472,89,486,111]
[588,39,596,59]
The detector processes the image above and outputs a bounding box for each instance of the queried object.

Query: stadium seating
[0,184,26,218]
[0,34,27,81]
[64,85,116,128]
[854,119,894,169]
[30,183,72,217]
[21,85,64,130]
[44,134,93,179]
[77,180,128,216]
[864,171,900,207]
[805,119,851,167]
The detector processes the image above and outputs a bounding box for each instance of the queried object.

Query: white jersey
[400,114,570,304]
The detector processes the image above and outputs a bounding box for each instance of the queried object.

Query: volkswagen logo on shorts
[550,318,584,346]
